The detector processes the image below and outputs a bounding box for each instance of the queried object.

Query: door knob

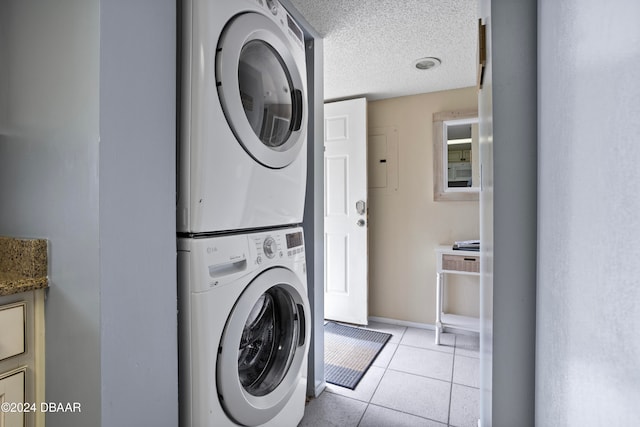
[357,219,366,227]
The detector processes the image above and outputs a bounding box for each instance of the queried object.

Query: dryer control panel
[254,0,304,50]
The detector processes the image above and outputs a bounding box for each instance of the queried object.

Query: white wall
[537,1,640,424]
[0,1,178,425]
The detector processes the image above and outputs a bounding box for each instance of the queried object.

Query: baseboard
[367,316,479,337]
[367,316,435,330]
[312,380,326,398]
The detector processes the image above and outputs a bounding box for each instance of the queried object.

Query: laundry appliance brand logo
[206,246,218,254]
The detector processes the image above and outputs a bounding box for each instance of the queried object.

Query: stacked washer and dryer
[177,0,311,426]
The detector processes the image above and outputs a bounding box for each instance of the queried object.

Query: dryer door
[217,267,310,426]
[216,12,307,169]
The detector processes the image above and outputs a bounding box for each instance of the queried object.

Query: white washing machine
[178,227,310,426]
[178,0,308,234]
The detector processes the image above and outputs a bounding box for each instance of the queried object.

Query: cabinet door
[0,370,25,427]
[448,150,463,162]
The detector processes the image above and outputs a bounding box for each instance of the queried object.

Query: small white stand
[435,245,480,344]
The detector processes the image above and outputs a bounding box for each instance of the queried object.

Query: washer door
[217,267,310,426]
[217,12,307,169]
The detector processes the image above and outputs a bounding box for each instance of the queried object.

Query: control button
[256,256,262,264]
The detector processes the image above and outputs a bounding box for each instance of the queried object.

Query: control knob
[265,0,278,15]
[263,236,277,259]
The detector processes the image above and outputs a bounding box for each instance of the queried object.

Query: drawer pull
[464,257,476,261]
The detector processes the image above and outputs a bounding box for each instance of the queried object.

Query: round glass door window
[238,40,297,150]
[216,267,309,425]
[238,285,299,396]
[216,12,306,169]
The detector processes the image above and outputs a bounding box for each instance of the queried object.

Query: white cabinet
[0,303,26,361]
[447,149,472,163]
[434,246,480,344]
[448,150,463,162]
[0,369,26,427]
[0,290,45,427]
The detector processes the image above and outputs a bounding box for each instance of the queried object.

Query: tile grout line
[313,328,479,427]
[383,366,454,384]
[396,342,456,354]
[357,328,403,427]
[447,334,457,426]
[355,402,370,427]
[361,402,450,426]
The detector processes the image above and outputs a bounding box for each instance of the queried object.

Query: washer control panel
[250,229,304,266]
[178,227,306,293]
[265,0,278,15]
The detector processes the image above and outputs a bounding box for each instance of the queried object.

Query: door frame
[291,1,538,422]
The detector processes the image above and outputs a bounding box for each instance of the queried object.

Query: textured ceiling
[288,0,478,101]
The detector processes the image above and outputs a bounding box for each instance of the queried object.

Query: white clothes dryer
[178,227,310,427]
[178,0,308,234]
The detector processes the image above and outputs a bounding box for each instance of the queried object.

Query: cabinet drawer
[0,303,25,361]
[442,254,480,273]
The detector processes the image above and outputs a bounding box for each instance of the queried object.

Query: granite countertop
[0,236,49,296]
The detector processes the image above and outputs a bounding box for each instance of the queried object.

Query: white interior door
[323,98,368,325]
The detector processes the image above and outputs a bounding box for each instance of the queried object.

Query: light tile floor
[299,321,480,427]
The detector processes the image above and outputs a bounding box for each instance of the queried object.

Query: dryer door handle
[296,303,306,347]
[291,89,304,132]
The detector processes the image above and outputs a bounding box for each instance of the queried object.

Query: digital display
[286,232,303,249]
[287,15,303,43]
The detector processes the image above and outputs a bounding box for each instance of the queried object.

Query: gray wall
[0,1,102,425]
[0,1,178,426]
[303,35,326,397]
[280,0,326,398]
[537,1,640,425]
[99,0,177,425]
[477,0,493,424]
[479,0,538,425]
